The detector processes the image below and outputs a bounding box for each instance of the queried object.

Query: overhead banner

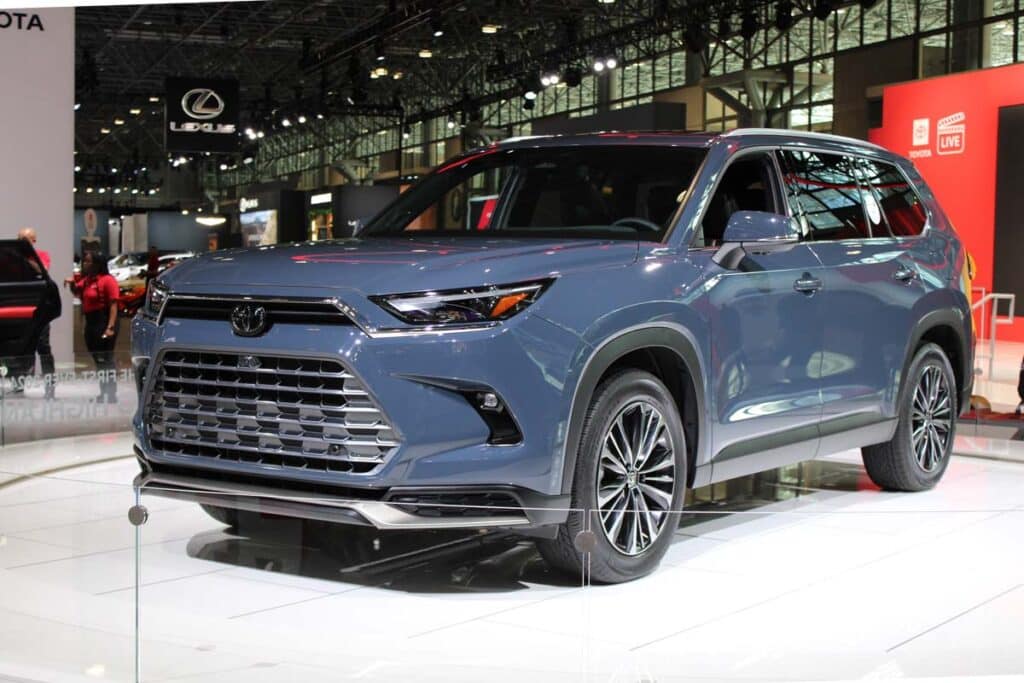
[165,76,239,153]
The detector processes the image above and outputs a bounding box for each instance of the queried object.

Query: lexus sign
[165,77,239,153]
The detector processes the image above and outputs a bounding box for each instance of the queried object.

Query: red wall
[868,62,1024,341]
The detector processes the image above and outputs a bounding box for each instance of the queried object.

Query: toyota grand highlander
[132,129,973,583]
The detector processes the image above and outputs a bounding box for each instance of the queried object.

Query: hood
[162,236,638,297]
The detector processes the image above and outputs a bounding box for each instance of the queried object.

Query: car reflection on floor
[184,458,871,591]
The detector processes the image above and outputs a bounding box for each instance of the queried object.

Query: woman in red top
[70,251,120,402]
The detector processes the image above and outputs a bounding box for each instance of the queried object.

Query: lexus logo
[181,88,225,120]
[229,303,269,337]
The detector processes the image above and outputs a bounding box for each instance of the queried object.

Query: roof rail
[719,127,885,151]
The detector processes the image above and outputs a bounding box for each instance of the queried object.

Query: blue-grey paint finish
[132,130,973,506]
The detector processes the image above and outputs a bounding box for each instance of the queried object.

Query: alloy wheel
[911,365,952,472]
[596,400,676,556]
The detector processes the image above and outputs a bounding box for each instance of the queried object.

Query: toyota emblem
[229,303,269,337]
[181,88,225,120]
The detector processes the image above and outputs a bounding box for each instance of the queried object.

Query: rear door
[778,150,927,453]
[0,240,61,363]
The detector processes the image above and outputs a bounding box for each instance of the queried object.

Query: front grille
[161,298,350,326]
[147,350,399,475]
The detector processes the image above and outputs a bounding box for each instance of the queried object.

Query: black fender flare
[559,323,708,495]
[899,307,972,416]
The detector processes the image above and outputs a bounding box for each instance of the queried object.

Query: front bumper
[135,458,570,531]
[131,301,585,502]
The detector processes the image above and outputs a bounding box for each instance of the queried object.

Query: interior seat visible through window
[698,154,776,247]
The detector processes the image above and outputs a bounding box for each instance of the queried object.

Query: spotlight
[718,16,732,39]
[481,24,499,34]
[402,126,411,140]
[605,56,617,69]
[813,0,833,20]
[281,117,292,127]
[740,12,758,40]
[148,96,159,103]
[74,165,81,172]
[110,167,117,173]
[181,209,189,215]
[100,127,111,134]
[684,23,708,53]
[524,74,542,98]
[593,59,606,73]
[114,118,125,125]
[372,66,388,78]
[392,71,404,80]
[316,112,324,120]
[243,156,254,164]
[775,1,794,30]
[219,163,228,171]
[563,66,583,87]
[131,188,139,195]
[113,188,121,194]
[74,102,81,111]
[431,13,445,37]
[419,48,433,58]
[256,131,265,138]
[86,187,94,193]
[446,117,456,130]
[129,108,142,115]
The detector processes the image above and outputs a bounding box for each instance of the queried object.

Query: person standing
[67,251,120,403]
[16,227,56,399]
[145,245,160,284]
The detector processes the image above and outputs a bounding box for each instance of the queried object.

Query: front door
[690,151,826,481]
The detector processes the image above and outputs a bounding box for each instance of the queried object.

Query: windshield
[363,145,705,241]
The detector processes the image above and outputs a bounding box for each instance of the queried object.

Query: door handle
[793,273,823,295]
[893,264,918,283]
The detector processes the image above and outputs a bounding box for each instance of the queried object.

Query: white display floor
[0,441,1022,682]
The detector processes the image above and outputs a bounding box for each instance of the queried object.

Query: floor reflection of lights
[0,449,1022,682]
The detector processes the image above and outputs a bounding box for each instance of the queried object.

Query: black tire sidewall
[896,343,957,489]
[570,370,687,582]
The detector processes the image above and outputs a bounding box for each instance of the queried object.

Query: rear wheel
[537,369,687,583]
[862,343,956,491]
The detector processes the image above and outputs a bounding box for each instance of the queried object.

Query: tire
[862,342,956,491]
[537,369,688,583]
[200,504,239,529]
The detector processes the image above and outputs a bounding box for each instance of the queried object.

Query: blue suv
[133,130,974,582]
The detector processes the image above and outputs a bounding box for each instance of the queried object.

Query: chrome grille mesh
[147,350,399,474]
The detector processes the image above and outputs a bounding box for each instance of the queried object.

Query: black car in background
[0,239,61,385]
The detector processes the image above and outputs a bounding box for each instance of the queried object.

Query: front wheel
[537,369,687,583]
[862,342,957,491]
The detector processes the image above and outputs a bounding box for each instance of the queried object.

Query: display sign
[165,77,239,153]
[869,61,1024,341]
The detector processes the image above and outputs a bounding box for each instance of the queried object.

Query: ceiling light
[148,96,159,102]
[431,14,445,37]
[181,209,189,215]
[392,71,403,80]
[196,216,227,227]
[297,114,307,123]
[113,188,121,194]
[598,0,615,3]
[129,108,142,115]
[110,167,117,173]
[593,59,606,72]
[605,56,618,69]
[100,127,111,134]
[446,117,456,130]
[256,131,265,138]
[243,156,254,164]
[481,24,499,34]
[86,187,93,193]
[419,48,433,58]
[219,163,228,171]
[131,188,139,194]
[74,102,80,111]
[281,117,292,127]
[372,66,389,77]
[98,187,106,194]
[148,189,157,195]
[114,118,125,125]
[74,165,81,172]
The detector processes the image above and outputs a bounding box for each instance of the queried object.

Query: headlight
[370,279,551,326]
[143,280,169,319]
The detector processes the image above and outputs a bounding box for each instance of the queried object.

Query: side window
[859,159,928,237]
[696,152,778,248]
[779,150,871,241]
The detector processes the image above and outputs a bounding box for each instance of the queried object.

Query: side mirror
[713,211,800,270]
[722,210,799,243]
